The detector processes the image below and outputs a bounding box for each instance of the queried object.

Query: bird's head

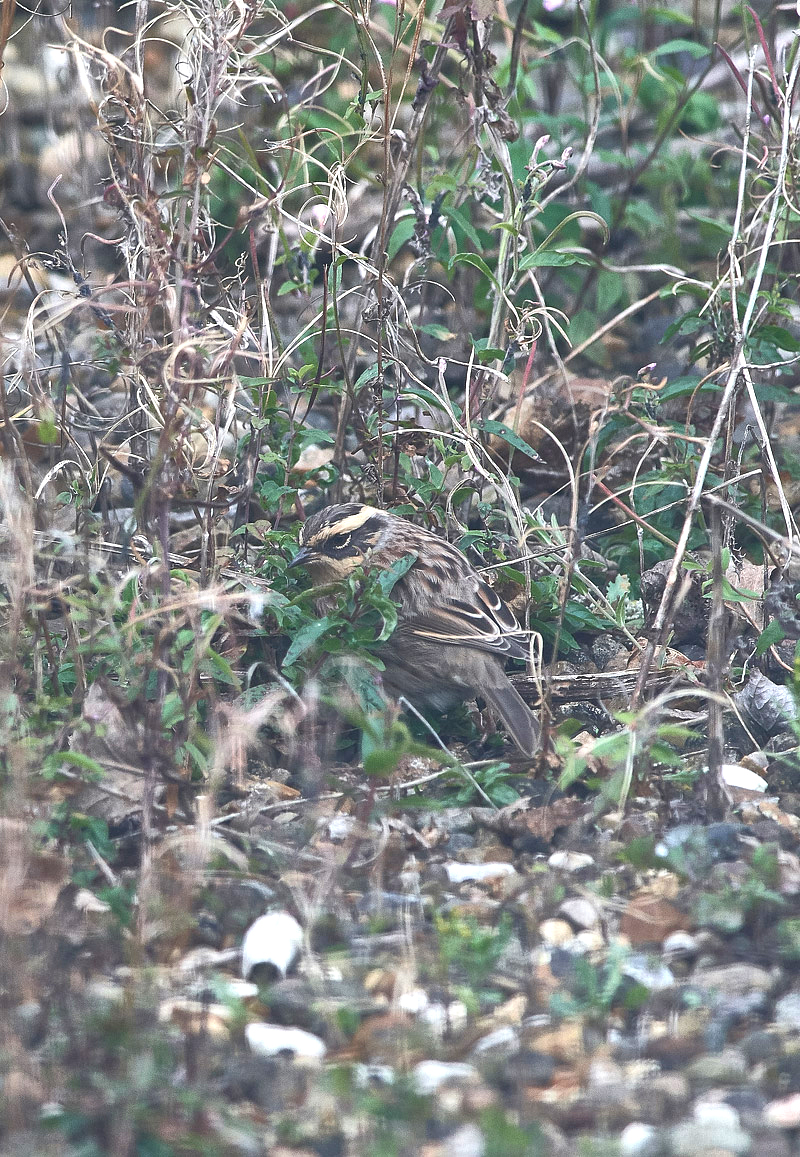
[291,503,387,583]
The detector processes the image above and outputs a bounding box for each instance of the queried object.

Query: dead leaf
[620,894,688,947]
[483,796,589,842]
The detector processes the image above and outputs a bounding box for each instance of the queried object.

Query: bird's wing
[402,578,528,660]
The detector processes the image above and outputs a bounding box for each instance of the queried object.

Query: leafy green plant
[692,845,785,936]
[550,941,648,1022]
[441,760,523,807]
[558,715,698,809]
[434,910,513,1001]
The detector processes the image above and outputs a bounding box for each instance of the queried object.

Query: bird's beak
[289,546,313,569]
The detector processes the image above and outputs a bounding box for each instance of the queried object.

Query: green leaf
[471,339,506,363]
[387,217,416,263]
[354,364,380,389]
[418,322,456,340]
[448,251,500,290]
[443,204,484,250]
[378,552,417,596]
[162,692,185,728]
[607,574,630,603]
[373,599,399,643]
[754,325,800,353]
[203,648,239,687]
[596,269,625,313]
[756,619,786,655]
[43,751,106,780]
[400,382,453,414]
[476,418,539,460]
[284,617,332,666]
[363,747,403,776]
[658,375,710,401]
[683,211,733,239]
[38,418,59,444]
[651,38,710,59]
[519,250,591,269]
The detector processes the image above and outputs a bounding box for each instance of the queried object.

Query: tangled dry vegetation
[4,0,800,1153]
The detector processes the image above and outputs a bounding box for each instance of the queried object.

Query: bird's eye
[329,532,352,549]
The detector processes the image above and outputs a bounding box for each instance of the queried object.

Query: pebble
[74,888,111,913]
[420,1000,469,1036]
[685,1049,747,1084]
[241,911,303,982]
[442,1122,485,1157]
[623,954,675,992]
[470,1025,519,1056]
[691,963,775,996]
[573,929,605,952]
[774,992,800,1030]
[444,861,517,883]
[245,1023,325,1061]
[739,1029,782,1065]
[84,980,126,1009]
[558,897,601,929]
[670,1120,751,1156]
[412,1060,479,1094]
[740,751,769,773]
[764,1093,800,1129]
[648,1072,690,1105]
[502,1049,555,1087]
[397,987,429,1014]
[720,764,768,792]
[11,1000,45,1047]
[353,1064,395,1087]
[327,814,358,840]
[539,919,575,946]
[694,1102,741,1129]
[548,851,595,872]
[724,1088,767,1125]
[663,931,699,959]
[620,1123,667,1157]
[596,810,625,832]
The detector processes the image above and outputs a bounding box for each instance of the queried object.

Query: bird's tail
[482,674,540,757]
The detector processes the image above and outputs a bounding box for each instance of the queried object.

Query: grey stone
[774,991,800,1030]
[685,1048,748,1085]
[670,1119,751,1156]
[558,897,600,929]
[690,963,775,996]
[620,1123,669,1157]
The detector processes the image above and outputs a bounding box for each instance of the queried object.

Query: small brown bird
[291,503,539,756]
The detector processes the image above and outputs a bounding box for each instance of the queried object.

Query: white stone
[245,1022,325,1061]
[623,954,675,992]
[223,979,259,1000]
[620,1122,658,1157]
[74,889,111,913]
[573,929,605,952]
[470,1024,519,1055]
[443,1122,485,1157]
[765,1093,800,1128]
[353,1063,396,1087]
[558,897,600,929]
[241,911,303,980]
[662,931,698,958]
[421,1000,469,1035]
[548,851,595,871]
[445,861,516,883]
[412,1060,479,1094]
[327,814,358,840]
[397,988,429,1014]
[693,1100,740,1128]
[720,763,768,791]
[538,919,575,947]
